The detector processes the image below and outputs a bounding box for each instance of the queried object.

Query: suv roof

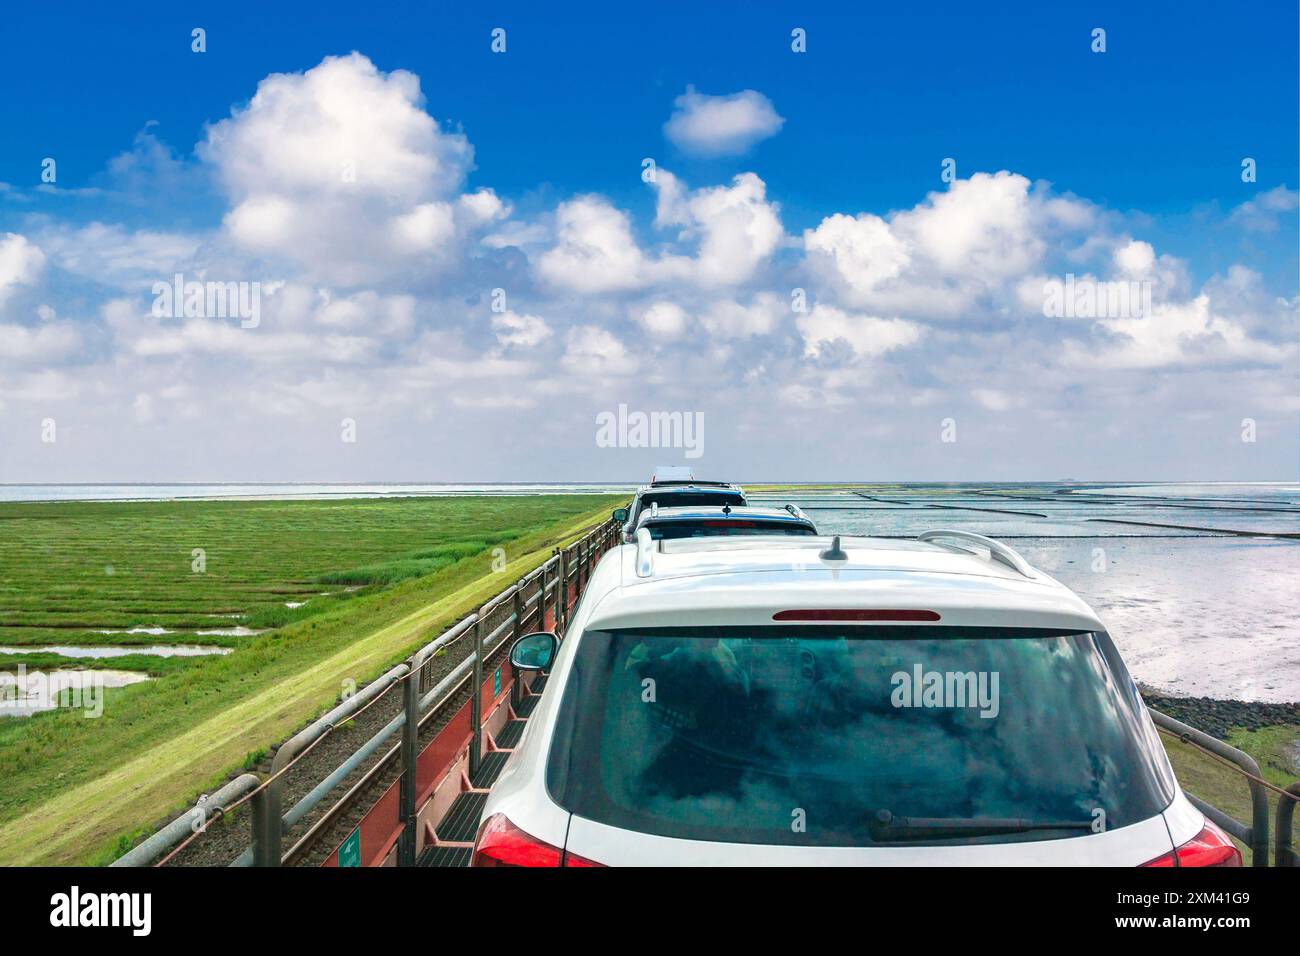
[581,532,1103,634]
[634,504,814,528]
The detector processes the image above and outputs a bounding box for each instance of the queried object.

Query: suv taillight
[1141,819,1242,867]
[470,813,604,867]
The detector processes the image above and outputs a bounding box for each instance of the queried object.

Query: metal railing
[1151,709,1299,867]
[113,517,620,868]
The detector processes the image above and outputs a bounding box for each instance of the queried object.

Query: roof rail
[647,478,737,489]
[917,529,1037,579]
[634,527,656,578]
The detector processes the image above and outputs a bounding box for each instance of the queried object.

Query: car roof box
[651,466,694,483]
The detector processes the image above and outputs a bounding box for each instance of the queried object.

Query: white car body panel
[1161,788,1207,848]
[563,810,1177,866]
[483,534,1193,865]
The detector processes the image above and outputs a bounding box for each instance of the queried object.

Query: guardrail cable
[152,671,408,866]
[1156,726,1300,802]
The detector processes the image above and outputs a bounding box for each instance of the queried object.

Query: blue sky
[0,1,1296,480]
[6,3,1294,218]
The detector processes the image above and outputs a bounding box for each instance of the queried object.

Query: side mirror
[612,507,629,522]
[510,631,558,671]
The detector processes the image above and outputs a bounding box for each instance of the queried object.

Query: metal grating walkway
[417,845,474,868]
[417,665,559,865]
[471,750,510,788]
[436,791,489,844]
[495,720,527,749]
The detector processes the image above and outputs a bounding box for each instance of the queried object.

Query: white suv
[473,530,1239,866]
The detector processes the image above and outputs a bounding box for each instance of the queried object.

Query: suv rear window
[547,626,1173,847]
[645,520,816,540]
[640,491,744,509]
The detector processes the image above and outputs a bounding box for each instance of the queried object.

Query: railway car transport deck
[114,518,1298,868]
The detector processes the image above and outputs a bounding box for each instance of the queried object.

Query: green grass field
[0,496,612,646]
[0,494,622,864]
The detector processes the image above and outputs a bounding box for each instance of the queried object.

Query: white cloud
[805,172,1099,318]
[1068,295,1287,369]
[561,325,637,376]
[1113,239,1156,276]
[700,293,786,339]
[0,234,47,307]
[972,388,1016,411]
[636,301,689,340]
[457,189,510,226]
[893,171,1047,279]
[203,52,469,202]
[804,212,909,299]
[390,201,456,253]
[104,127,203,201]
[536,197,648,293]
[0,369,80,403]
[663,87,784,156]
[131,320,375,362]
[1230,185,1299,232]
[35,222,200,288]
[132,393,155,423]
[492,310,551,348]
[105,295,382,364]
[313,290,415,337]
[0,321,80,361]
[653,171,784,287]
[537,171,784,293]
[199,52,484,283]
[482,219,550,250]
[796,304,924,359]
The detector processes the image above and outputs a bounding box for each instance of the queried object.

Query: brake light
[773,609,941,622]
[470,813,605,867]
[1141,819,1242,867]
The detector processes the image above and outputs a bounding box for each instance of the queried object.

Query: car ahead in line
[473,529,1240,866]
[633,504,817,541]
[614,481,746,541]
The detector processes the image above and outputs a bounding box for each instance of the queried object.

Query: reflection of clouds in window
[567,629,1173,845]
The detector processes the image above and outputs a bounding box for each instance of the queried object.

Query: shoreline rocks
[1140,688,1300,741]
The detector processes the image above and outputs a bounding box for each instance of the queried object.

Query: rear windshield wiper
[870,809,1095,840]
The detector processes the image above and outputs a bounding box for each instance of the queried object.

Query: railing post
[1276,784,1300,867]
[469,611,484,778]
[539,559,549,631]
[398,667,419,867]
[252,786,276,867]
[558,548,567,635]
[259,780,283,868]
[511,581,524,710]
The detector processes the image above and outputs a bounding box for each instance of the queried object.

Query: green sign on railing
[338,826,361,867]
[493,667,501,696]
